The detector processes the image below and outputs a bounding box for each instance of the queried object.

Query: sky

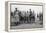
[11,5,42,14]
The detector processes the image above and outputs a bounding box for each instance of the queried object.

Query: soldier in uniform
[13,8,20,25]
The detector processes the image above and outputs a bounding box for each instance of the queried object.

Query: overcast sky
[11,5,42,14]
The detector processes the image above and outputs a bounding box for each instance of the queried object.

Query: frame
[5,1,45,32]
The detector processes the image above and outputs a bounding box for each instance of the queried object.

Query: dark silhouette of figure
[14,8,18,16]
[29,9,32,21]
[39,13,43,21]
[32,11,35,21]
[27,11,29,23]
[11,12,13,16]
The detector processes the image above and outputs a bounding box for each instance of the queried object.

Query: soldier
[14,8,18,16]
[29,9,32,21]
[13,8,20,25]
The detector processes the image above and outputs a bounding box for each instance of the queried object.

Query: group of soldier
[11,8,35,23]
[11,8,43,26]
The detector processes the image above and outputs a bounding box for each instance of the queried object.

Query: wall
[0,0,46,33]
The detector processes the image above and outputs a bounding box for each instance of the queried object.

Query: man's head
[15,8,17,11]
[29,9,31,11]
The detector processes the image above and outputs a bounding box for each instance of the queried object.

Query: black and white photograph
[10,3,43,29]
